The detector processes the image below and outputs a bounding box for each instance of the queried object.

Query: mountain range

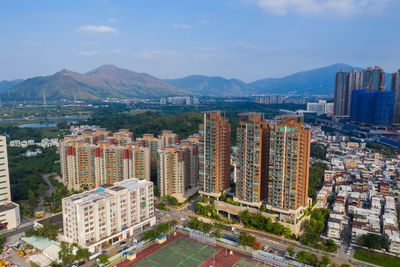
[1,65,189,101]
[0,63,394,101]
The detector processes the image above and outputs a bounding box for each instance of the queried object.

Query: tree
[75,247,91,261]
[28,190,38,215]
[240,210,251,226]
[357,234,388,250]
[308,162,329,198]
[0,236,6,254]
[38,183,47,203]
[97,254,109,265]
[287,246,295,257]
[58,242,75,265]
[310,143,327,160]
[296,251,318,266]
[325,239,338,252]
[321,255,331,267]
[25,227,35,237]
[162,195,180,206]
[215,229,222,239]
[272,222,284,235]
[26,220,59,241]
[144,230,156,240]
[238,232,256,247]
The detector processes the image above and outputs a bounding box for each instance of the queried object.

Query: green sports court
[134,237,219,267]
[233,257,266,267]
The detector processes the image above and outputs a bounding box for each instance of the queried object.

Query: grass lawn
[354,248,400,267]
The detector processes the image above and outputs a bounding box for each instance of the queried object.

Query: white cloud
[108,18,116,23]
[172,24,191,29]
[133,50,180,60]
[80,50,100,56]
[76,25,117,34]
[247,0,391,16]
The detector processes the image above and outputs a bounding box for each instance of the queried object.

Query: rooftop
[21,236,57,251]
[0,202,18,213]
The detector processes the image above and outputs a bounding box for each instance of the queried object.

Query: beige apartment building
[158,130,179,148]
[157,140,198,202]
[60,129,150,190]
[137,134,161,181]
[62,178,155,252]
[0,136,20,231]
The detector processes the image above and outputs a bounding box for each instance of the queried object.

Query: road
[3,222,34,239]
[42,173,57,197]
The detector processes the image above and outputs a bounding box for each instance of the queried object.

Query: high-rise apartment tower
[234,113,269,207]
[198,111,231,197]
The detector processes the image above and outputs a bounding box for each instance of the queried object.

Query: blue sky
[1,0,399,82]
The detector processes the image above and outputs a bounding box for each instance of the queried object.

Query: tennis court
[233,257,266,267]
[134,237,219,267]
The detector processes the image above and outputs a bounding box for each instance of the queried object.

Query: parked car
[131,238,138,244]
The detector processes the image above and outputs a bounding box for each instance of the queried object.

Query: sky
[1,0,399,82]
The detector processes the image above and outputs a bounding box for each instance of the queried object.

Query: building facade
[362,66,385,92]
[266,116,310,214]
[62,178,155,252]
[306,100,333,116]
[350,90,395,126]
[157,140,199,202]
[60,129,150,190]
[158,130,179,148]
[136,134,161,182]
[198,111,231,197]
[157,146,186,202]
[392,70,400,125]
[234,113,269,207]
[0,136,20,231]
[334,67,386,119]
[334,70,362,118]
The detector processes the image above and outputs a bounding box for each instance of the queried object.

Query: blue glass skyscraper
[350,90,394,126]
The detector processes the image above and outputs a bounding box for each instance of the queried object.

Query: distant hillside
[165,64,368,96]
[2,65,189,101]
[2,63,394,100]
[164,75,254,96]
[250,63,363,95]
[0,79,24,94]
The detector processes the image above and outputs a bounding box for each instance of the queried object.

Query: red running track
[117,231,268,267]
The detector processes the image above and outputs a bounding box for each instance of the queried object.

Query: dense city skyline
[1,0,400,81]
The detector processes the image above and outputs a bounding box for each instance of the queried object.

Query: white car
[131,238,138,244]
